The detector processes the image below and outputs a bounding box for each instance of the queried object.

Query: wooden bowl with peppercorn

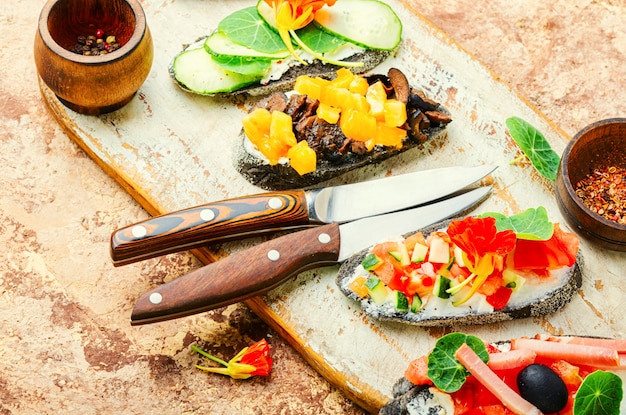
[34,0,153,115]
[555,118,626,251]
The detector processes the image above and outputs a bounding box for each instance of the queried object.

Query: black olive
[517,363,568,413]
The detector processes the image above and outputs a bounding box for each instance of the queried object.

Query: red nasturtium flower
[191,339,272,380]
[446,216,517,305]
[263,0,362,67]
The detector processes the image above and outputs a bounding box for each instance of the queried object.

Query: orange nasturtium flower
[191,339,272,380]
[263,0,362,67]
[446,216,517,306]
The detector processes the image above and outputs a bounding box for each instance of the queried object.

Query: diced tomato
[486,286,513,310]
[405,274,433,298]
[451,383,475,415]
[550,360,582,392]
[404,355,432,386]
[467,405,512,415]
[477,271,504,296]
[513,224,579,271]
[450,263,472,279]
[404,232,426,251]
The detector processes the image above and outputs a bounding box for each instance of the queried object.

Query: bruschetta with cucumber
[234,67,452,189]
[336,207,582,326]
[169,0,402,96]
[380,332,624,415]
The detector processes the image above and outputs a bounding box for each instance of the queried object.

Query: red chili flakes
[575,166,626,224]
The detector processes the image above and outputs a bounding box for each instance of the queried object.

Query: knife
[130,185,491,325]
[111,165,496,266]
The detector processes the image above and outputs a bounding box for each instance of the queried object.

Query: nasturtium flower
[263,0,362,67]
[191,339,272,380]
[446,216,517,305]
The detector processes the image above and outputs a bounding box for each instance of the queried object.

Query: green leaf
[574,371,623,415]
[506,116,561,181]
[479,206,554,240]
[296,24,346,53]
[210,54,271,76]
[427,333,488,393]
[218,7,288,54]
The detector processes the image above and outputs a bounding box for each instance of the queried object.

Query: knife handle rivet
[318,233,331,244]
[267,249,280,261]
[149,292,163,304]
[200,209,216,222]
[131,225,147,238]
[267,197,283,210]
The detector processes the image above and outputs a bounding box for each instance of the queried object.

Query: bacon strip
[455,343,543,415]
[487,348,537,371]
[511,338,620,368]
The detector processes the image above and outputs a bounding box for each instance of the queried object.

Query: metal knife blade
[111,165,496,266]
[130,186,491,325]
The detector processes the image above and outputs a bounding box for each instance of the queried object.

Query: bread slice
[169,37,397,97]
[233,68,452,190]
[336,219,583,327]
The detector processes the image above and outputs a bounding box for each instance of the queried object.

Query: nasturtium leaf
[427,333,488,393]
[574,370,623,415]
[218,7,288,54]
[480,206,554,240]
[296,24,345,53]
[210,54,271,76]
[506,116,561,181]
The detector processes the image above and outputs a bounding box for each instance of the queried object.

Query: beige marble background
[1,0,625,414]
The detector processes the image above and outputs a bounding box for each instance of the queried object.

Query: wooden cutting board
[40,0,626,412]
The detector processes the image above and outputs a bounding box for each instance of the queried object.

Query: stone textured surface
[1,0,625,414]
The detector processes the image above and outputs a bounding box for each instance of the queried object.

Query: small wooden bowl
[34,0,153,115]
[555,118,626,251]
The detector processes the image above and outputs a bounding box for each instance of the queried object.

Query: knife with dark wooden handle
[130,186,491,325]
[111,165,496,266]
[131,224,341,324]
[111,191,311,266]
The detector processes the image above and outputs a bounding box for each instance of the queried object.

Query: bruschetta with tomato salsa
[380,332,624,415]
[336,207,582,326]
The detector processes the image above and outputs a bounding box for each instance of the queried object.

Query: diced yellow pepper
[320,86,352,110]
[339,108,377,142]
[374,123,406,148]
[294,76,326,101]
[317,102,340,124]
[384,99,407,127]
[366,81,388,121]
[242,108,271,147]
[329,68,355,89]
[350,93,371,113]
[349,276,370,299]
[270,110,297,147]
[287,141,317,176]
[349,76,370,96]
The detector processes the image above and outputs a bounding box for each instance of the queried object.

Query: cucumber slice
[410,293,423,313]
[433,275,451,299]
[171,46,262,95]
[256,0,277,29]
[361,253,382,271]
[204,31,289,60]
[365,276,388,304]
[394,291,409,312]
[314,0,402,50]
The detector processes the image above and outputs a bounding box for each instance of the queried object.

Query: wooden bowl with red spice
[34,0,153,115]
[555,118,626,251]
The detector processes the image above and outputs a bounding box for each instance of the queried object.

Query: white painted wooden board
[41,0,626,412]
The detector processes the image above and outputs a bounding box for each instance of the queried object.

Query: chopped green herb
[506,116,561,181]
[218,7,288,54]
[480,206,554,240]
[574,370,623,415]
[427,333,488,393]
